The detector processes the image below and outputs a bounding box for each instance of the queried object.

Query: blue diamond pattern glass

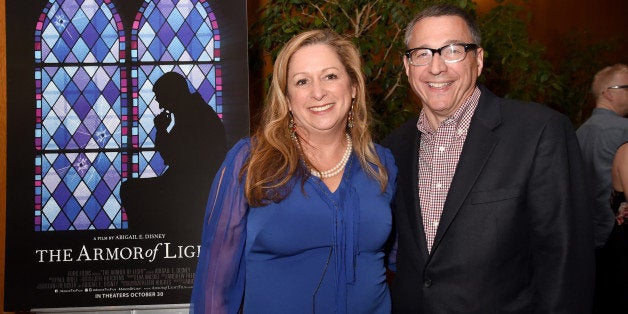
[34,0,222,231]
[35,0,127,231]
[133,0,219,62]
[130,0,222,179]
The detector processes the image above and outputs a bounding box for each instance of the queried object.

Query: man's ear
[403,57,411,77]
[475,48,484,77]
[602,89,614,102]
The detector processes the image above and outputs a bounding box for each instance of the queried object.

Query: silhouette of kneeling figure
[121,72,227,237]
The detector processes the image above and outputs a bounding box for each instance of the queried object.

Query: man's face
[608,72,628,116]
[404,15,483,125]
[154,90,174,112]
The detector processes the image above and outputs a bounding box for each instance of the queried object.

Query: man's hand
[154,110,172,131]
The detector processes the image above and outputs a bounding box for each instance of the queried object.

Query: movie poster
[4,0,249,311]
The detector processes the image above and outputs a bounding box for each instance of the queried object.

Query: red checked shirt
[417,87,480,252]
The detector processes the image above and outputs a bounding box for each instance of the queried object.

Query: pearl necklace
[294,133,353,178]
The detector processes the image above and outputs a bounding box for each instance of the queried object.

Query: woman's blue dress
[190,138,397,314]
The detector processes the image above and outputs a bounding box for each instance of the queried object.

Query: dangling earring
[347,100,355,129]
[289,112,297,140]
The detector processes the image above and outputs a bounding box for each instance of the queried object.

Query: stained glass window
[130,0,221,179]
[34,0,221,231]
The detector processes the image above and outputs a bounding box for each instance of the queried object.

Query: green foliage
[249,0,621,139]
[250,0,441,139]
[478,2,555,101]
[551,31,621,126]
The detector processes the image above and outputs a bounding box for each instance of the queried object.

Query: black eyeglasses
[608,85,628,90]
[405,43,479,66]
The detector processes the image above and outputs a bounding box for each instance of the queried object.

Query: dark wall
[526,0,627,62]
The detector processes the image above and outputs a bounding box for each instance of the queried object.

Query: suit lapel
[429,87,501,255]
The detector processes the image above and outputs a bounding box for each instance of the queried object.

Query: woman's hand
[616,202,628,225]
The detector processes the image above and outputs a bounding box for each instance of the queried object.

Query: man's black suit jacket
[383,85,595,313]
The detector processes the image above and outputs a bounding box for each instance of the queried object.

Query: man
[576,63,628,313]
[383,4,594,313]
[121,72,227,236]
[577,63,628,248]
[152,71,227,179]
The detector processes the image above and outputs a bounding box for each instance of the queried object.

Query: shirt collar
[592,107,623,117]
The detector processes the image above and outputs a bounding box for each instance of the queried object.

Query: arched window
[129,0,221,180]
[34,0,221,231]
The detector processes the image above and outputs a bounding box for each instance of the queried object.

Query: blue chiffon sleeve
[190,139,251,314]
[377,144,398,272]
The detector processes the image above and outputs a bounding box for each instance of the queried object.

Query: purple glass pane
[94,180,112,206]
[177,23,194,45]
[102,80,121,104]
[73,124,92,148]
[52,213,72,230]
[82,23,100,48]
[92,210,112,229]
[52,182,72,208]
[73,212,92,229]
[73,96,92,119]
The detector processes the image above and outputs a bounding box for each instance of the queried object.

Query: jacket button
[424,279,432,287]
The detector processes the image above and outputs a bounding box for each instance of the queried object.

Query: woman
[190,29,397,313]
[612,142,628,225]
[608,142,628,301]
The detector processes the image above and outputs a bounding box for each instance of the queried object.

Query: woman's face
[286,43,356,138]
